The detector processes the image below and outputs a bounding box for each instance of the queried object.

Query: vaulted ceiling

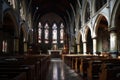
[30,0,80,24]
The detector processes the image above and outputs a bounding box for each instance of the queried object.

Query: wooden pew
[63,54,109,80]
[20,54,50,80]
[99,61,120,80]
[80,58,89,77]
[79,56,105,77]
[0,54,50,80]
[0,72,26,80]
[86,58,120,80]
[87,60,102,80]
[62,54,103,76]
[13,72,27,80]
[0,58,36,80]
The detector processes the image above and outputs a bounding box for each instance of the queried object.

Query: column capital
[108,27,117,32]
[92,37,97,39]
[83,42,87,44]
[76,43,80,45]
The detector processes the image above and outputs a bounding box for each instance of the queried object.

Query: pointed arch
[82,1,90,24]
[84,26,93,53]
[94,14,109,52]
[2,9,19,53]
[94,14,108,37]
[3,9,19,37]
[76,31,82,44]
[111,0,120,28]
[84,26,92,42]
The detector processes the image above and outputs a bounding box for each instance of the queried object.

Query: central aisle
[46,58,83,80]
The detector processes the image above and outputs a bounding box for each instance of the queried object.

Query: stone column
[14,37,19,54]
[83,42,87,55]
[0,0,3,25]
[77,44,80,54]
[110,30,118,58]
[93,38,97,55]
[110,31,117,51]
[0,1,3,53]
[24,42,28,54]
[29,28,33,44]
[0,30,3,53]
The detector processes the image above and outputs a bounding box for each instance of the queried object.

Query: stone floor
[46,58,83,80]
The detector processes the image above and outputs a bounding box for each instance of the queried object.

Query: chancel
[0,0,120,80]
[48,44,62,58]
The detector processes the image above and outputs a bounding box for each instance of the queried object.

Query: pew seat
[0,54,50,80]
[0,72,26,80]
[99,63,120,80]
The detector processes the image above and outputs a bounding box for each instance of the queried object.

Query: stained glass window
[52,23,57,43]
[60,23,64,43]
[38,22,65,44]
[38,22,42,43]
[44,23,49,43]
[2,40,7,53]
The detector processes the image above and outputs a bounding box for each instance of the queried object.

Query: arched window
[52,23,57,43]
[60,23,64,43]
[38,22,65,45]
[38,22,42,43]
[44,23,49,43]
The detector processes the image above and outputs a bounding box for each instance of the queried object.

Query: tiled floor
[46,58,83,80]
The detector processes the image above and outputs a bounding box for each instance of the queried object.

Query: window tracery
[37,22,64,44]
[38,22,42,43]
[44,23,49,43]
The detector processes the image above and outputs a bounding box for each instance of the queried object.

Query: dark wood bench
[87,58,120,80]
[0,72,26,80]
[0,54,50,80]
[87,60,102,80]
[99,63,120,80]
[0,59,36,80]
[62,54,106,77]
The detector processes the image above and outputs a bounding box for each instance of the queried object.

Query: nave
[0,0,120,80]
[46,58,83,80]
[1,53,120,80]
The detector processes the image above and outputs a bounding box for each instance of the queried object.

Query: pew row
[0,54,50,80]
[62,54,120,80]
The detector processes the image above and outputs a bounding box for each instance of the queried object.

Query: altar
[48,50,62,58]
[48,50,62,55]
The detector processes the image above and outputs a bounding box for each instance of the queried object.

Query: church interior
[0,0,120,80]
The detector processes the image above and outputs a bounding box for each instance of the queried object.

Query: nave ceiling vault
[31,0,79,26]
